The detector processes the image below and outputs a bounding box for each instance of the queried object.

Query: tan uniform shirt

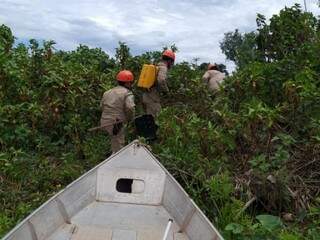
[155,61,169,93]
[202,70,225,91]
[100,86,135,127]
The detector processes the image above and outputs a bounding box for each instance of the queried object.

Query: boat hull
[3,141,223,240]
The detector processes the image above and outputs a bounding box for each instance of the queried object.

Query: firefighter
[142,49,175,118]
[100,70,135,153]
[202,63,225,92]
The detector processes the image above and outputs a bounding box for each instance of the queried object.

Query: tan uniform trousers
[142,88,161,118]
[103,124,125,154]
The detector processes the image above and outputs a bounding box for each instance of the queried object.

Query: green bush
[1,5,320,239]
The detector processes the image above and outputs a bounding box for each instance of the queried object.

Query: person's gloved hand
[112,122,123,135]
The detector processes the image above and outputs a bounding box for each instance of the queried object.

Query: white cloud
[0,0,319,72]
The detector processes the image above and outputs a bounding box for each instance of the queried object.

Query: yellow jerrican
[137,64,159,89]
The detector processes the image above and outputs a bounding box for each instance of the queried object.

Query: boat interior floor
[48,201,189,240]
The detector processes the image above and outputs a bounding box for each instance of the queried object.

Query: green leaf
[256,214,283,232]
[279,232,300,240]
[225,223,244,234]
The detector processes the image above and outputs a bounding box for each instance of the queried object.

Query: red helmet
[116,70,134,82]
[162,49,175,61]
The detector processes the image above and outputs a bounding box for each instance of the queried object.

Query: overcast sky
[0,0,319,71]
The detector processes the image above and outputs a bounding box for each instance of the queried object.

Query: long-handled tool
[88,123,113,132]
[88,119,122,132]
[89,114,158,137]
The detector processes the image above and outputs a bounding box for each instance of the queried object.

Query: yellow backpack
[137,64,159,89]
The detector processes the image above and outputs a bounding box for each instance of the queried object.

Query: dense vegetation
[1,4,319,239]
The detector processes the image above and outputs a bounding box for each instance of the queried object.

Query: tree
[220,29,258,69]
[0,24,14,54]
[115,41,131,69]
[256,4,318,61]
[220,29,242,63]
[192,57,200,69]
